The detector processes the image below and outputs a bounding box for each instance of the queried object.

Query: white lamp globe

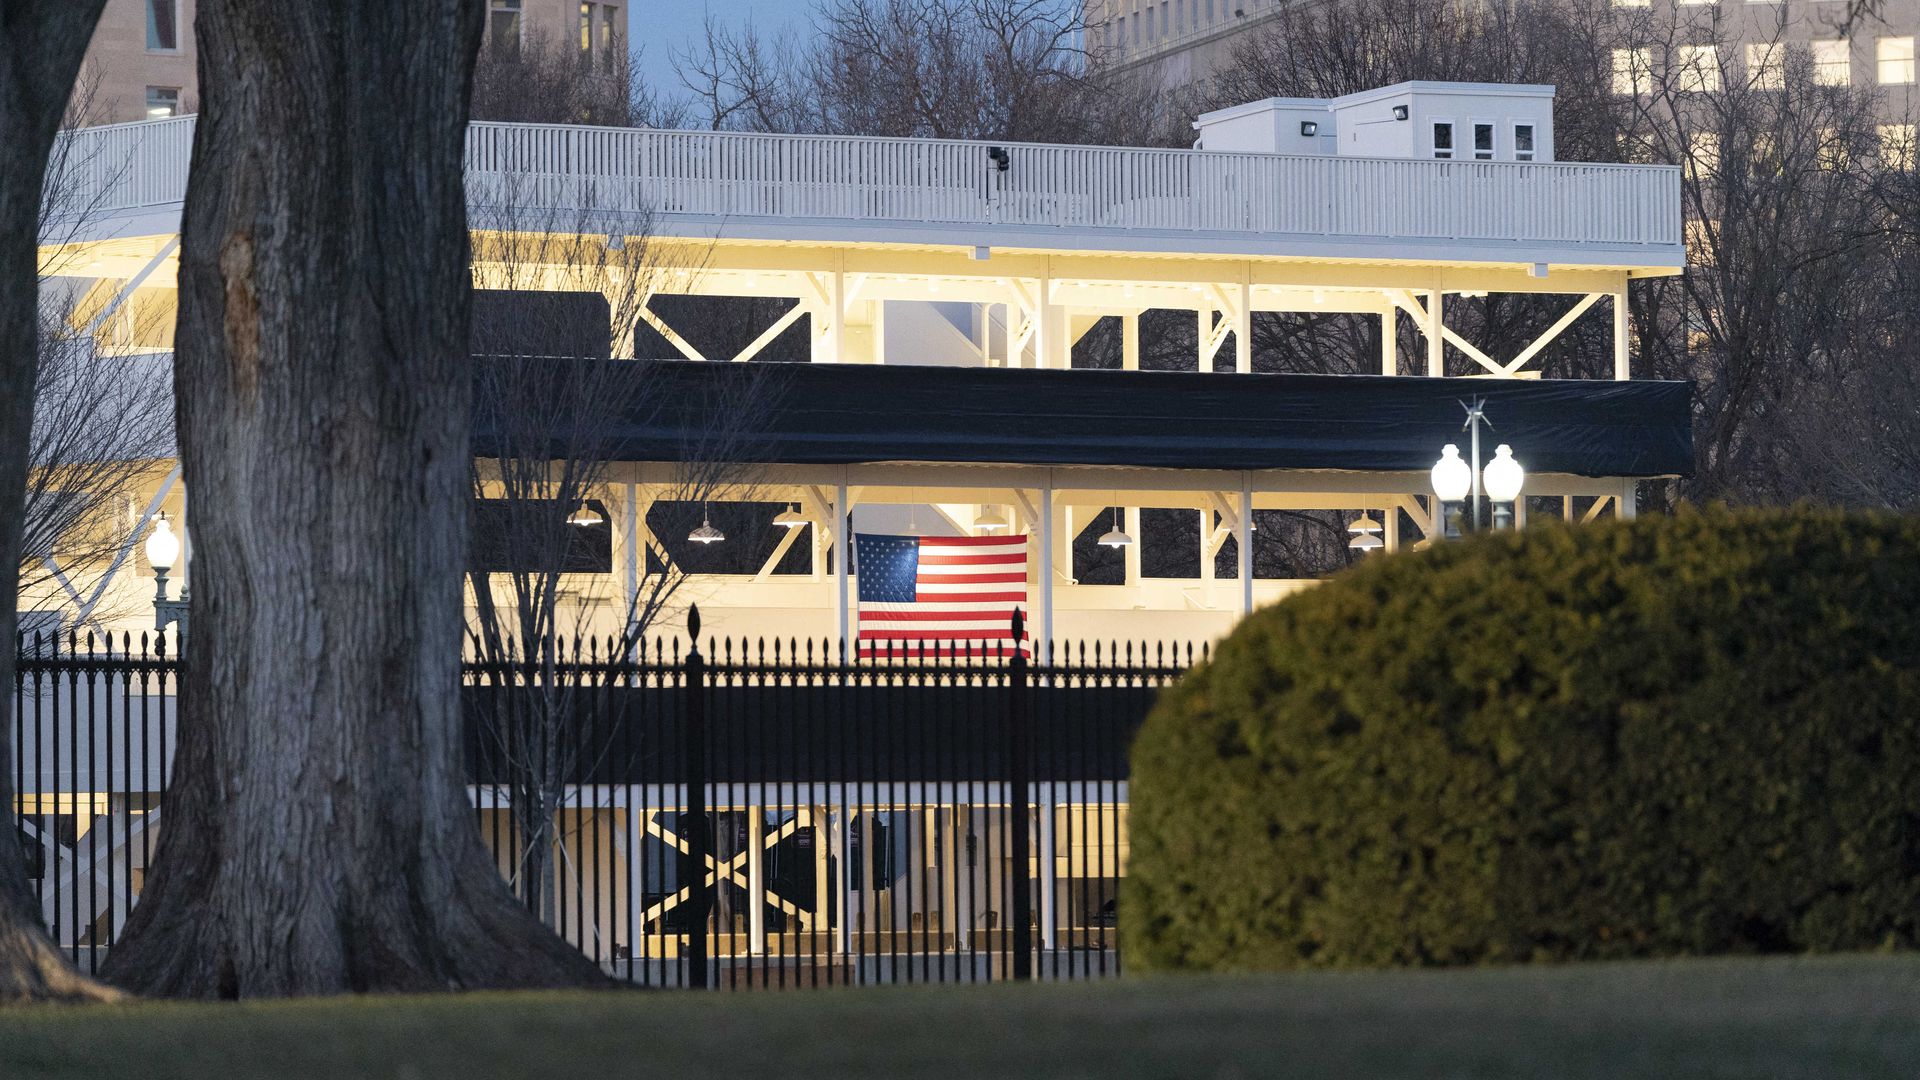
[1483,444,1525,504]
[1430,444,1472,503]
[145,514,180,573]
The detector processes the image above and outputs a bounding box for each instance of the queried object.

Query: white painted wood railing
[51,116,1682,250]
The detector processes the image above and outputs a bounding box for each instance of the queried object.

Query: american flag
[855,533,1029,658]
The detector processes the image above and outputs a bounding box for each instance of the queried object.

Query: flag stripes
[855,533,1029,658]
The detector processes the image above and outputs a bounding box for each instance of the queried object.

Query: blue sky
[631,0,813,103]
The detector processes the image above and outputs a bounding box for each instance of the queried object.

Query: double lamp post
[1427,396,1526,539]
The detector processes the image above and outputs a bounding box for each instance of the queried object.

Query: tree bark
[101,2,609,997]
[0,0,120,1005]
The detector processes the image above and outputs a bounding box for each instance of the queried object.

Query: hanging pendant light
[1348,532,1384,553]
[773,503,806,529]
[1347,512,1383,536]
[566,501,604,527]
[1098,505,1133,548]
[974,504,1009,532]
[689,502,725,544]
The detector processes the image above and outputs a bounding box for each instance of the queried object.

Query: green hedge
[1123,507,1920,971]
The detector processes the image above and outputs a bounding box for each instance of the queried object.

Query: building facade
[71,0,629,126]
[1090,0,1920,121]
[1087,0,1283,92]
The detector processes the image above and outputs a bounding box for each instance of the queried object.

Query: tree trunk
[101,2,609,996]
[0,0,119,1005]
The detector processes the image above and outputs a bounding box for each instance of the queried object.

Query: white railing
[45,116,195,222]
[51,116,1682,250]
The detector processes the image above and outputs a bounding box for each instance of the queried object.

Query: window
[581,2,592,52]
[1813,40,1851,86]
[1612,0,1650,8]
[1432,121,1455,159]
[1514,123,1536,161]
[1678,45,1721,92]
[600,4,617,61]
[1686,131,1719,183]
[145,86,179,120]
[145,0,178,51]
[488,0,522,53]
[1684,218,1715,263]
[1746,43,1784,90]
[1879,37,1915,84]
[1881,124,1916,169]
[1817,127,1851,171]
[1613,48,1652,96]
[1472,122,1494,159]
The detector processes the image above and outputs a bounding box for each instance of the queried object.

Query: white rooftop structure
[1195,82,1558,165]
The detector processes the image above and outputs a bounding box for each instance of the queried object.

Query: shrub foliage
[1124,508,1920,971]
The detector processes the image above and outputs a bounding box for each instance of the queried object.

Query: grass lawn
[3,953,1917,1079]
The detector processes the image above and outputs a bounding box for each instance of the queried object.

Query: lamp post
[145,513,188,637]
[1429,444,1472,539]
[1483,444,1526,530]
[1430,398,1525,536]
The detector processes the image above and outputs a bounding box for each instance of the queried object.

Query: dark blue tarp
[473,357,1693,478]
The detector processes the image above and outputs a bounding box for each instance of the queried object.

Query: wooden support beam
[637,302,710,363]
[1502,292,1603,375]
[730,302,807,363]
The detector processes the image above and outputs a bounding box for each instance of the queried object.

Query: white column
[834,809,852,955]
[1238,476,1254,616]
[1039,478,1055,662]
[811,806,831,938]
[1380,307,1396,375]
[747,808,767,954]
[626,800,648,979]
[1426,289,1444,377]
[1034,274,1053,369]
[1122,506,1141,588]
[622,481,641,634]
[828,266,845,364]
[1198,507,1216,597]
[1234,275,1252,374]
[1122,311,1139,371]
[939,806,959,946]
[1037,795,1056,951]
[1619,479,1638,520]
[1384,503,1400,554]
[835,477,850,655]
[1196,307,1210,370]
[1612,288,1630,380]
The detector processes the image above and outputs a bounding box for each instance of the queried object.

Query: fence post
[1008,609,1033,981]
[684,606,710,990]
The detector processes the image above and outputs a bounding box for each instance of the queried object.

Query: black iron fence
[11,612,1197,988]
